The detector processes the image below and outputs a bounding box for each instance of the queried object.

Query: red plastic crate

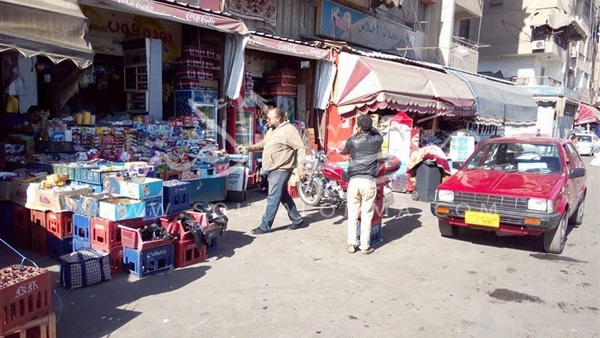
[29,209,46,229]
[11,203,30,228]
[90,217,142,251]
[174,238,207,268]
[119,219,174,251]
[0,266,52,334]
[10,204,31,249]
[45,211,73,238]
[95,246,124,277]
[159,211,208,242]
[30,225,47,257]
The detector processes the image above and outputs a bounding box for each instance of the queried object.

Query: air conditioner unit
[532,40,546,51]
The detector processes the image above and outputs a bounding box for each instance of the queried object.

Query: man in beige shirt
[244,107,306,234]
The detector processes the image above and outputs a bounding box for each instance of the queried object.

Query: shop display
[123,38,163,121]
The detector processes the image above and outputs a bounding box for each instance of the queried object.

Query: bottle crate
[123,244,174,278]
[72,215,91,251]
[119,219,174,251]
[90,217,141,251]
[30,225,47,257]
[0,266,51,334]
[0,200,14,242]
[11,203,30,249]
[29,209,46,229]
[163,181,191,214]
[174,238,206,268]
[45,211,73,238]
[47,235,73,259]
[0,311,56,338]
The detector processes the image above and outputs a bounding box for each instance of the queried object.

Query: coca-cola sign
[277,42,299,54]
[185,11,217,26]
[117,0,154,12]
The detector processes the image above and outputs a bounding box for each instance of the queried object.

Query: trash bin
[226,154,248,202]
[414,159,442,202]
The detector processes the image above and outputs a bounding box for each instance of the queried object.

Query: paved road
[2,158,599,338]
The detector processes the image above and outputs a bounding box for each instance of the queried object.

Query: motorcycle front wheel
[298,179,324,206]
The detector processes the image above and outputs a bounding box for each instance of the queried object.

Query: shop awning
[332,52,476,117]
[82,0,249,35]
[0,0,95,68]
[449,71,538,127]
[247,32,333,61]
[576,103,600,125]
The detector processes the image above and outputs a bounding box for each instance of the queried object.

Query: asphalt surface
[1,157,599,338]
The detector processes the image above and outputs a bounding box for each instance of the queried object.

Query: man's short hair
[269,107,285,118]
[357,114,373,131]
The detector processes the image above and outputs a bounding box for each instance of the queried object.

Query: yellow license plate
[464,211,500,228]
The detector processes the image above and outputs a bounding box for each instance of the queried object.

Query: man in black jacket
[343,114,383,255]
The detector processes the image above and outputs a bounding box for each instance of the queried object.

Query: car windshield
[577,135,592,142]
[464,142,562,174]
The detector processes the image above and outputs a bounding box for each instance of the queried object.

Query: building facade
[478,0,598,137]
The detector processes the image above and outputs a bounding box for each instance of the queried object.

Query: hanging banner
[316,0,419,58]
[82,5,182,62]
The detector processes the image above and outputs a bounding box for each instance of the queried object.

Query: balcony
[447,37,479,73]
[455,0,482,18]
[512,76,563,87]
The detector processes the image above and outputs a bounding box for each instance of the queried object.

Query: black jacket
[343,128,383,179]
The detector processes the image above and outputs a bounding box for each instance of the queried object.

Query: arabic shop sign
[316,0,418,57]
[83,5,182,62]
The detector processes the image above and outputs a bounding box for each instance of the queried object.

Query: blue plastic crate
[189,176,227,203]
[0,200,14,242]
[357,221,382,247]
[143,195,164,220]
[123,244,174,278]
[47,235,73,259]
[163,182,191,214]
[73,214,91,240]
[73,236,91,251]
[207,229,220,254]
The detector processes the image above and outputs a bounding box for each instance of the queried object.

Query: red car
[430,137,587,254]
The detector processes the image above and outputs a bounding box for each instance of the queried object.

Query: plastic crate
[0,311,56,338]
[0,200,14,242]
[73,214,91,241]
[45,211,73,238]
[123,244,174,278]
[47,235,73,259]
[163,181,191,214]
[174,238,207,268]
[357,221,382,247]
[95,246,124,276]
[119,219,175,251]
[11,203,31,249]
[160,211,208,242]
[207,229,219,254]
[30,225,47,256]
[29,209,46,229]
[72,236,91,251]
[0,267,52,334]
[90,217,142,251]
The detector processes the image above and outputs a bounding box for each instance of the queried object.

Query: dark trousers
[259,170,303,231]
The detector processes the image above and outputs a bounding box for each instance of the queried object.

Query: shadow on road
[377,207,423,248]
[449,228,544,253]
[211,230,256,259]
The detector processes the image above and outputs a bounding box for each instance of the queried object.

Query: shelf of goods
[123,38,162,121]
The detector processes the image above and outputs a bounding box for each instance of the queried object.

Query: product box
[119,177,163,199]
[26,185,93,212]
[99,197,146,221]
[103,174,123,194]
[9,178,42,206]
[65,192,111,217]
[143,195,164,220]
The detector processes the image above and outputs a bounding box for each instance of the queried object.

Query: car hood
[442,170,561,197]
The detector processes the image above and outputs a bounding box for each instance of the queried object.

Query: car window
[564,143,584,168]
[577,135,592,142]
[464,142,561,173]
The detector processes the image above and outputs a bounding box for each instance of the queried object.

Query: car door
[563,143,585,210]
[593,135,600,153]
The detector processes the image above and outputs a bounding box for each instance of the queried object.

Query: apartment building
[478,0,598,137]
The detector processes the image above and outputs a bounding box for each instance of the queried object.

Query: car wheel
[438,220,459,237]
[543,211,568,254]
[411,191,419,201]
[568,195,585,226]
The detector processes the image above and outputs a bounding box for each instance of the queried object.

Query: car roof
[483,137,564,145]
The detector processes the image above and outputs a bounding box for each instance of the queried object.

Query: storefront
[226,32,335,182]
[326,51,476,163]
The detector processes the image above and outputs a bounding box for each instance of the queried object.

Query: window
[417,1,429,25]
[458,19,470,39]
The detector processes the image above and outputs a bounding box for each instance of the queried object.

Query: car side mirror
[452,161,463,170]
[568,167,585,179]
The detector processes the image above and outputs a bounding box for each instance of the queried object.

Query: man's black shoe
[251,227,269,235]
[288,220,304,230]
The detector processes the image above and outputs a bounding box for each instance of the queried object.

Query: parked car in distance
[430,137,587,254]
[574,133,600,156]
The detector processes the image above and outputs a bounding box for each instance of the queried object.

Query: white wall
[479,55,565,84]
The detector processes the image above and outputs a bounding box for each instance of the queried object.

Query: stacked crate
[159,211,208,268]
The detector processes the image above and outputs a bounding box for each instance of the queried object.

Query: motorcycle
[298,148,399,208]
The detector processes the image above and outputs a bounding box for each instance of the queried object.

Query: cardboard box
[143,195,164,220]
[64,192,111,217]
[119,177,163,199]
[26,185,93,212]
[103,175,123,194]
[99,197,146,221]
[9,181,34,206]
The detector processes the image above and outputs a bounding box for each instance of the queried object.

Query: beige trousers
[347,177,377,251]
